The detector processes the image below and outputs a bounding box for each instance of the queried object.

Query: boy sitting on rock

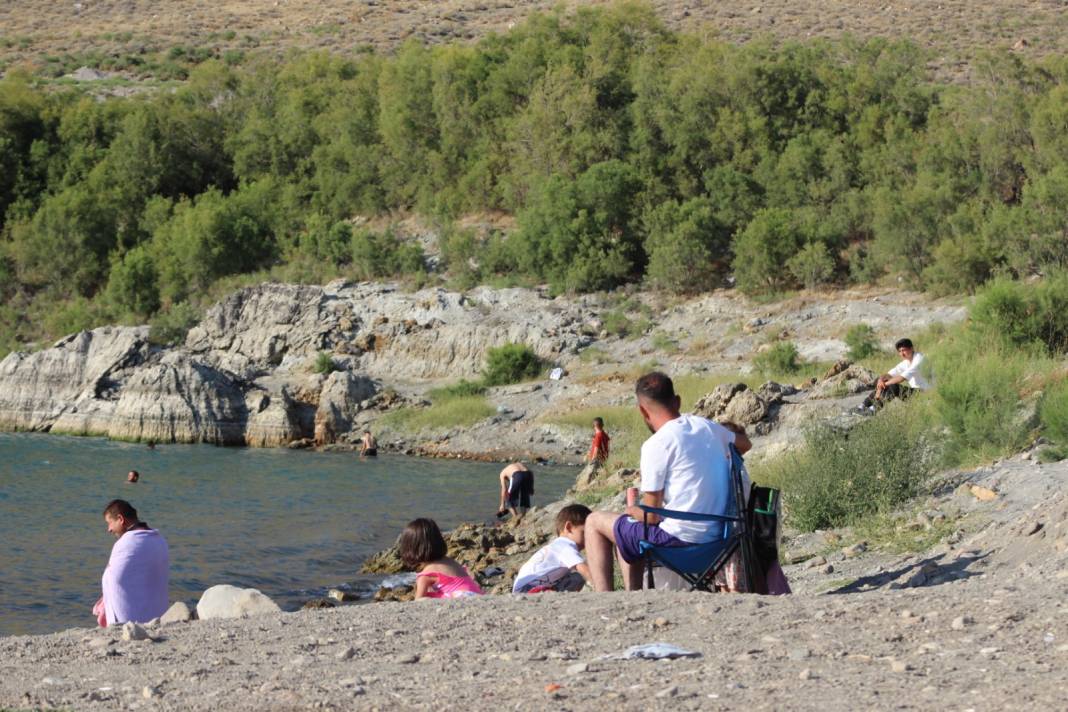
[512,504,593,593]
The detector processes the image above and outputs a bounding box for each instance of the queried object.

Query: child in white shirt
[513,504,592,593]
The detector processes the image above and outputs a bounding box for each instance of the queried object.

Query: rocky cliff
[0,281,593,447]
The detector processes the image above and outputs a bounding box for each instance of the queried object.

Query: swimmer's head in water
[127,470,140,483]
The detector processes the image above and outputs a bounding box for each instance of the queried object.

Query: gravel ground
[2,579,1065,711]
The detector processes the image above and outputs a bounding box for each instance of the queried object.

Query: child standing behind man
[512,504,592,593]
[586,418,610,466]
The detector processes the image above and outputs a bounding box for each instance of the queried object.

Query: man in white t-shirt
[862,338,931,411]
[583,372,752,592]
[513,504,592,593]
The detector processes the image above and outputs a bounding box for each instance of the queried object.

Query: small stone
[161,601,194,625]
[327,589,358,602]
[337,646,356,661]
[122,622,150,642]
[788,647,811,661]
[805,556,828,569]
[396,653,420,664]
[652,617,669,628]
[842,542,867,558]
[951,616,973,630]
[798,668,815,680]
[142,686,160,699]
[890,659,911,673]
[969,484,998,501]
[655,686,678,698]
[819,563,834,574]
[980,647,1000,655]
[566,662,588,675]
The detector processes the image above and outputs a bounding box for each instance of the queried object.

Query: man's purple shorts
[613,515,686,564]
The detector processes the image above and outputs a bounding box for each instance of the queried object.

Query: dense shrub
[1039,377,1068,447]
[931,334,1030,458]
[482,343,544,386]
[759,404,939,531]
[844,324,879,361]
[429,379,487,399]
[969,273,1068,355]
[753,341,801,377]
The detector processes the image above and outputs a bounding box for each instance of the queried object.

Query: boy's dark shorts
[507,468,534,509]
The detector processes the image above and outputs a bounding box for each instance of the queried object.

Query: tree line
[2,2,1068,353]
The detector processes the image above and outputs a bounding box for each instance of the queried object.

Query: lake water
[0,433,576,637]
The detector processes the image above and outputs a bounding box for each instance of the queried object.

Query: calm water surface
[0,433,576,637]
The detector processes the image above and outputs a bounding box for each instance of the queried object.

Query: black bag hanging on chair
[748,485,782,580]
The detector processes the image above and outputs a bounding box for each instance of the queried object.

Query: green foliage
[787,241,835,290]
[7,11,1068,349]
[429,379,487,399]
[969,273,1068,355]
[753,341,801,377]
[482,343,544,386]
[1039,377,1068,446]
[756,404,939,531]
[379,395,495,433]
[314,351,338,375]
[600,309,649,339]
[350,229,426,280]
[644,198,728,294]
[844,324,879,361]
[147,301,200,346]
[930,332,1031,459]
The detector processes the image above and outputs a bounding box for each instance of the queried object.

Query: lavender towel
[102,529,169,625]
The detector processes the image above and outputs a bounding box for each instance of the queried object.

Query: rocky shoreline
[0,282,967,466]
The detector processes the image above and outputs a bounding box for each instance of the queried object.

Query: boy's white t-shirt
[512,536,584,592]
[640,414,736,543]
[888,352,931,390]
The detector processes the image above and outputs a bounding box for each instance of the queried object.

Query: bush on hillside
[932,334,1030,459]
[759,404,939,531]
[844,324,879,361]
[482,343,544,386]
[314,351,338,374]
[753,341,801,377]
[970,273,1068,355]
[1039,377,1068,447]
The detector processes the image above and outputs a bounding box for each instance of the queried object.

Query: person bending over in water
[94,499,169,626]
[496,462,534,522]
[398,518,482,599]
[360,430,378,457]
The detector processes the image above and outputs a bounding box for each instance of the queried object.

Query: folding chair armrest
[636,504,740,523]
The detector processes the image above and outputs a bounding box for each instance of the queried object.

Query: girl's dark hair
[398,518,447,570]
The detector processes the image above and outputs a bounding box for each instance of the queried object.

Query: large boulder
[692,383,769,425]
[196,585,281,620]
[314,371,377,445]
[808,365,878,399]
[244,386,307,447]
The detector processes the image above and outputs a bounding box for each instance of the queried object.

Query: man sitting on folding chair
[584,371,752,592]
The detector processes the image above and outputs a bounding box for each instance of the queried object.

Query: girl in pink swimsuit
[399,518,483,600]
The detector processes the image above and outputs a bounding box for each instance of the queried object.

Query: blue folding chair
[637,444,756,592]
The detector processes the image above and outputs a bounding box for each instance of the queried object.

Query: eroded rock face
[692,383,769,425]
[314,371,377,445]
[0,283,591,447]
[0,327,149,432]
